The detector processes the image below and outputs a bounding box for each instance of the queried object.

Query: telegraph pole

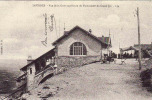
[137,7,142,70]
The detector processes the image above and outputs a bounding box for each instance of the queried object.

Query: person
[103,55,107,63]
[126,52,129,58]
[130,53,133,58]
[101,54,107,64]
[107,56,111,64]
[118,54,121,59]
[124,52,127,58]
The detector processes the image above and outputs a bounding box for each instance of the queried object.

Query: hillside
[21,59,152,100]
[0,59,26,99]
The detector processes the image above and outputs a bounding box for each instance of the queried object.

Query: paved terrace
[22,59,152,100]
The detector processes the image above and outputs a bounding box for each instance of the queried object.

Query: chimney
[27,56,34,64]
[89,29,92,34]
[64,31,69,35]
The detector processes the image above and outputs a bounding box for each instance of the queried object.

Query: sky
[0,1,152,60]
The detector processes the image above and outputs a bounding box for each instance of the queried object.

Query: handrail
[35,63,55,75]
[16,73,27,81]
[35,65,56,78]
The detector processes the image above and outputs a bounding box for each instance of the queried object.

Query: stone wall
[24,55,101,93]
[26,66,56,91]
[30,56,101,89]
[26,63,36,91]
[57,55,101,68]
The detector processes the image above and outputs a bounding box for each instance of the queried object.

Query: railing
[16,73,27,82]
[35,57,56,75]
[35,64,57,77]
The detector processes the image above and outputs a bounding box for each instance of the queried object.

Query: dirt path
[27,59,152,100]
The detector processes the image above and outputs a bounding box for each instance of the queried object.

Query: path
[25,59,152,100]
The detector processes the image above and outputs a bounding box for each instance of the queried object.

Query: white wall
[26,63,36,91]
[56,29,102,56]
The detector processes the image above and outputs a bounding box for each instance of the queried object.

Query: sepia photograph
[0,1,152,100]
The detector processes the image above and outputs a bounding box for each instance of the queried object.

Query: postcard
[0,1,152,100]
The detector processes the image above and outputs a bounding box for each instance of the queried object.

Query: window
[30,68,32,74]
[70,42,87,55]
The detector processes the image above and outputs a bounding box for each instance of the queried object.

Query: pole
[137,7,142,70]
[64,23,65,31]
[59,19,60,37]
[108,29,111,56]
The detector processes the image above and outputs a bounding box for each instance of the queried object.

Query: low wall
[57,55,101,68]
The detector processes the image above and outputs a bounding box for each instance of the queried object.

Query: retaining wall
[57,55,101,68]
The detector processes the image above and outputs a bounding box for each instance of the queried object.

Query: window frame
[29,68,32,74]
[70,42,87,56]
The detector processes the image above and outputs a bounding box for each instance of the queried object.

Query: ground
[22,59,152,100]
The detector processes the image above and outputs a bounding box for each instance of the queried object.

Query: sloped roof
[64,31,69,35]
[52,25,108,46]
[98,36,111,46]
[120,46,139,52]
[134,44,152,50]
[20,48,55,71]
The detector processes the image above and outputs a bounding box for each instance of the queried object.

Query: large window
[70,42,87,55]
